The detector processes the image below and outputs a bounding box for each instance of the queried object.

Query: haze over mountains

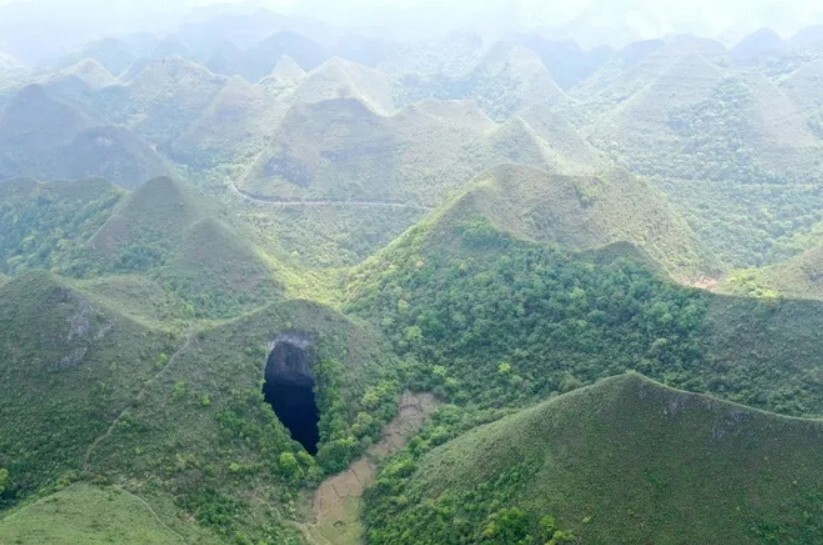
[2,1,823,545]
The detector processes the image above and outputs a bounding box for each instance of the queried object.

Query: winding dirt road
[229,184,433,211]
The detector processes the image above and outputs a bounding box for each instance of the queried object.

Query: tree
[481,508,530,545]
[0,468,9,495]
[277,452,302,480]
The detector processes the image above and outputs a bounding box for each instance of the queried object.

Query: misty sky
[1,0,823,64]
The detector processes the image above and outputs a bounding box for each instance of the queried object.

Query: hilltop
[346,191,823,416]
[731,243,823,301]
[576,38,823,268]
[0,273,180,498]
[365,373,823,545]
[88,176,308,319]
[422,164,716,278]
[0,84,98,179]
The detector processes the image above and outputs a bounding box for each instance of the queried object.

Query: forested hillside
[2,4,823,545]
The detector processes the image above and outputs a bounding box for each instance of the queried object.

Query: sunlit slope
[426,164,718,277]
[89,176,299,319]
[365,373,823,545]
[55,58,119,88]
[288,57,396,114]
[730,243,823,301]
[88,176,213,261]
[0,484,220,545]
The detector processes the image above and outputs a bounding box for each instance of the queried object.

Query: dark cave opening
[262,340,320,455]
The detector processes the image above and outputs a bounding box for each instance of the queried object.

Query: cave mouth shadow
[262,340,320,455]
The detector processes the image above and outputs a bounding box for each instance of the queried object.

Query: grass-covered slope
[170,75,288,169]
[581,49,823,267]
[0,483,220,545]
[83,298,404,544]
[240,94,613,210]
[56,126,172,189]
[0,74,175,187]
[724,239,823,301]
[89,176,212,267]
[395,41,568,121]
[239,96,496,204]
[288,57,396,115]
[0,83,99,179]
[56,58,120,89]
[0,273,178,502]
[110,57,228,146]
[438,164,717,277]
[365,373,823,545]
[89,176,296,319]
[160,217,285,318]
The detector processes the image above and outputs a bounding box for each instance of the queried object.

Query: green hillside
[170,75,287,170]
[728,242,823,301]
[5,17,823,545]
[0,273,179,499]
[365,373,823,545]
[89,176,211,268]
[780,58,823,112]
[160,217,285,318]
[112,57,228,146]
[0,84,99,179]
[240,95,610,209]
[0,483,219,545]
[404,164,717,277]
[0,176,123,276]
[289,57,396,115]
[56,58,120,88]
[239,96,495,204]
[88,175,317,319]
[345,200,823,416]
[81,298,404,544]
[396,42,568,121]
[58,126,171,188]
[0,268,405,543]
[584,51,823,267]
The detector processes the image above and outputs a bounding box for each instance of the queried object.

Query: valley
[1,2,823,544]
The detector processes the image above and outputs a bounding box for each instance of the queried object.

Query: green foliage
[0,178,122,276]
[365,375,823,545]
[667,78,775,184]
[0,484,219,544]
[348,218,823,416]
[0,467,9,495]
[348,227,708,409]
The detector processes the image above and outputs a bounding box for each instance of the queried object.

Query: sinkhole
[262,337,320,455]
